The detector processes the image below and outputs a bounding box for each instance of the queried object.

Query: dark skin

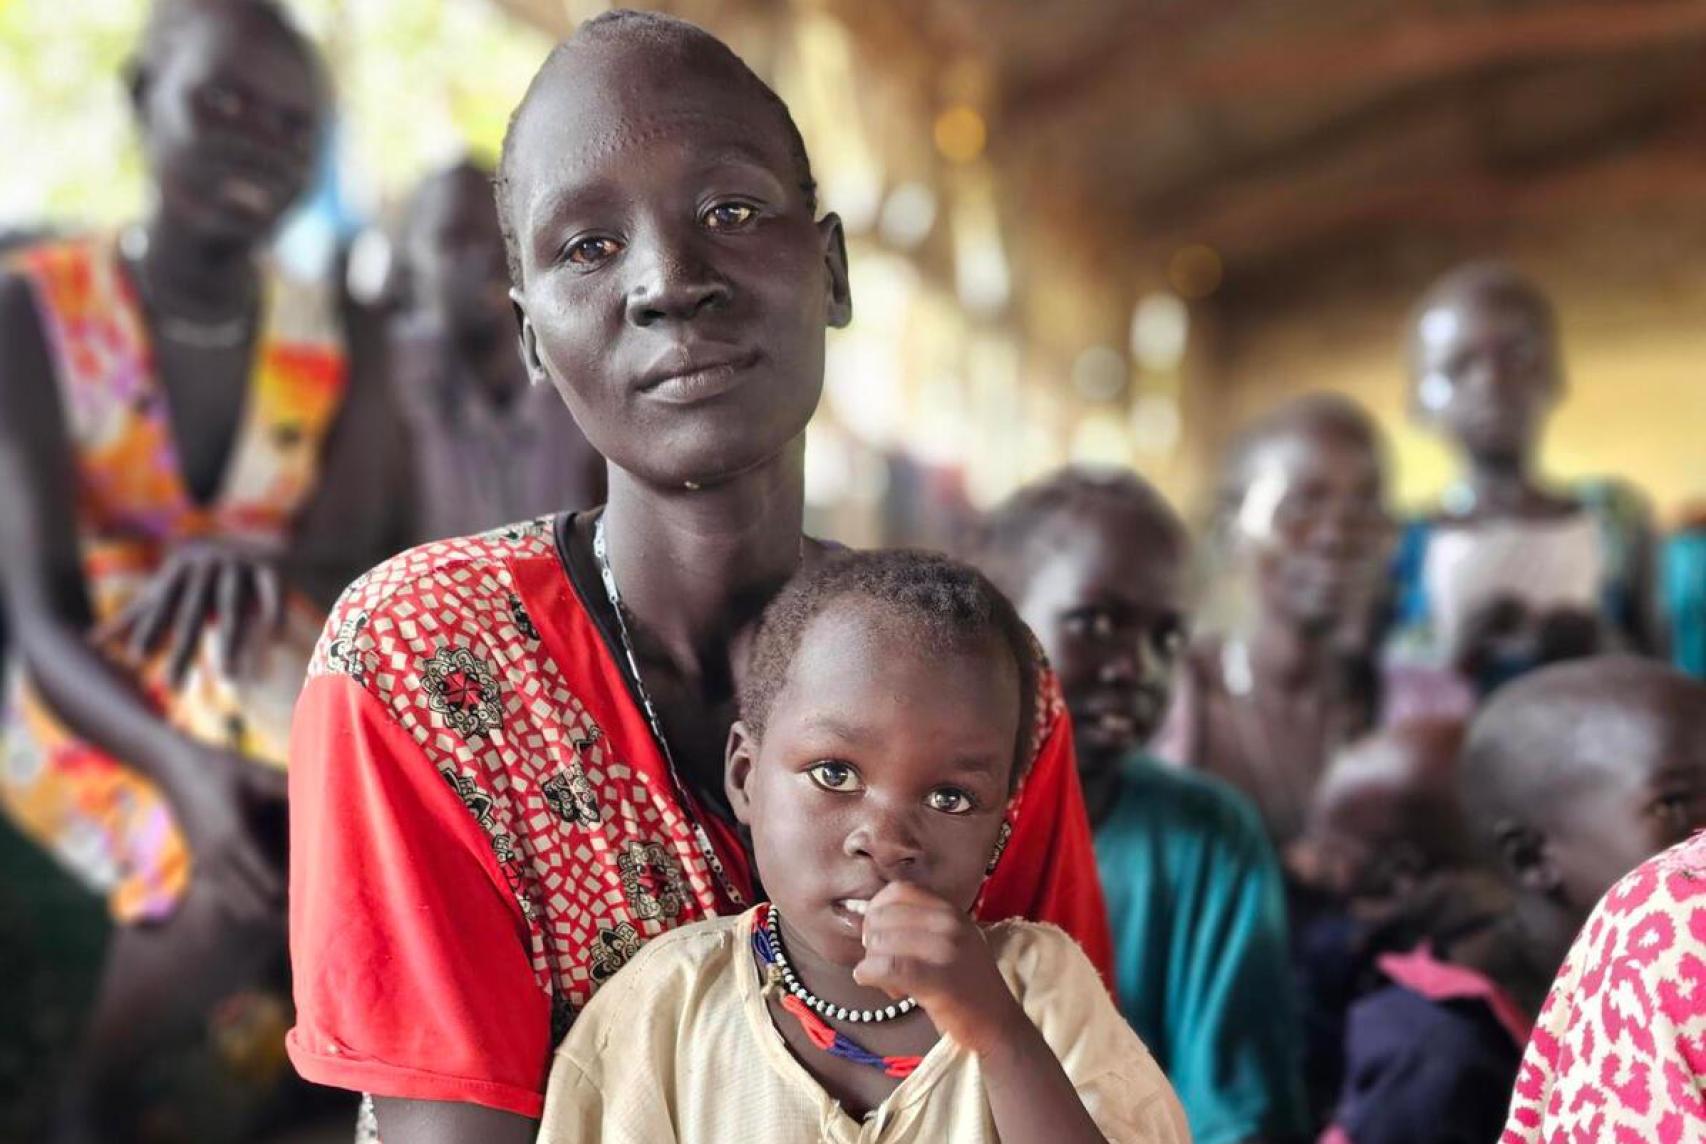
[374,33,852,1142]
[401,164,528,410]
[1007,501,1189,827]
[725,602,1110,1140]
[1486,675,1706,1012]
[1302,720,1469,918]
[0,8,401,1140]
[1410,271,1661,660]
[1192,417,1392,849]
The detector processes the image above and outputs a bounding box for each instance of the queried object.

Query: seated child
[979,467,1307,1144]
[1306,720,1527,1144]
[1325,657,1706,1144]
[538,550,1188,1143]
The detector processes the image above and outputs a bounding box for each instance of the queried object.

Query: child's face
[1536,700,1706,912]
[1411,291,1560,464]
[1015,505,1187,768]
[727,602,1020,968]
[504,40,850,490]
[1304,728,1464,916]
[1234,426,1390,635]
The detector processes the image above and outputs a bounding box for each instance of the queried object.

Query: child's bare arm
[854,882,1109,1143]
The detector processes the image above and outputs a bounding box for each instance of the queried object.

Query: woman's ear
[725,720,759,827]
[818,213,852,329]
[510,287,549,387]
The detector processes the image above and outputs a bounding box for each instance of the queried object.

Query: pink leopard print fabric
[1504,830,1706,1143]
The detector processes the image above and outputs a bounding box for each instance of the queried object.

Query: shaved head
[494,9,815,284]
[1462,656,1706,919]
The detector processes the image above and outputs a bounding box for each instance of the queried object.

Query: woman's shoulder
[309,516,565,682]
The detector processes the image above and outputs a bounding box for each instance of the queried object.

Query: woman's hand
[102,536,286,685]
[852,881,1026,1055]
[162,743,289,927]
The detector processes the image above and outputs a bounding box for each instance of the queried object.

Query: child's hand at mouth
[851,881,1027,1056]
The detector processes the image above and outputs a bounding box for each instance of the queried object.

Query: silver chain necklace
[593,514,745,907]
[120,225,257,350]
[766,904,917,1024]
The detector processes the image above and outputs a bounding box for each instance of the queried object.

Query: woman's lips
[638,347,759,402]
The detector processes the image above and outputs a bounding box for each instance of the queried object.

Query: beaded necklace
[593,514,745,907]
[752,903,924,1079]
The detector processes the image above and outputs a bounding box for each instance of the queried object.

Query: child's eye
[808,761,862,793]
[564,236,623,266]
[925,787,976,815]
[701,202,757,231]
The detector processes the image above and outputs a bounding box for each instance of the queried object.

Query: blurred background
[9,0,1704,550]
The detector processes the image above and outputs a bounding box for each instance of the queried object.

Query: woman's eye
[702,202,757,230]
[926,788,975,815]
[564,236,623,266]
[808,761,861,793]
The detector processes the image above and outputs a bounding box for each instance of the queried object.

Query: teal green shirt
[1094,754,1308,1144]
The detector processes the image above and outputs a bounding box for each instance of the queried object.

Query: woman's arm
[372,1098,537,1144]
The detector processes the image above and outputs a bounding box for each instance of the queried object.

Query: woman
[286,13,1110,1144]
[0,2,401,1138]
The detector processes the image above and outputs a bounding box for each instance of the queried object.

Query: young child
[979,467,1307,1144]
[1305,721,1527,1144]
[1390,262,1660,696]
[1325,657,1706,1143]
[538,550,1187,1143]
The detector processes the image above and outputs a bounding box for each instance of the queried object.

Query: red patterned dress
[1503,831,1706,1143]
[286,515,1113,1118]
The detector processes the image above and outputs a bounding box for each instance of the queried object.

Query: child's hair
[494,9,819,285]
[1459,656,1697,851]
[974,466,1187,597]
[740,549,1040,787]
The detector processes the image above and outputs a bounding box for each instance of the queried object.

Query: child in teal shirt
[980,468,1307,1144]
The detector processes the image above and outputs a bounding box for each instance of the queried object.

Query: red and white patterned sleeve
[286,637,552,1117]
[1502,835,1706,1143]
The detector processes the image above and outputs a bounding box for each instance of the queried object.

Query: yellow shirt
[540,908,1190,1144]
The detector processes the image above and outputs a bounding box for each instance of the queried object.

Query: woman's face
[504,42,851,490]
[132,7,325,247]
[1232,424,1392,636]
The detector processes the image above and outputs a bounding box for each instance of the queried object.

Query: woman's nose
[623,233,731,327]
